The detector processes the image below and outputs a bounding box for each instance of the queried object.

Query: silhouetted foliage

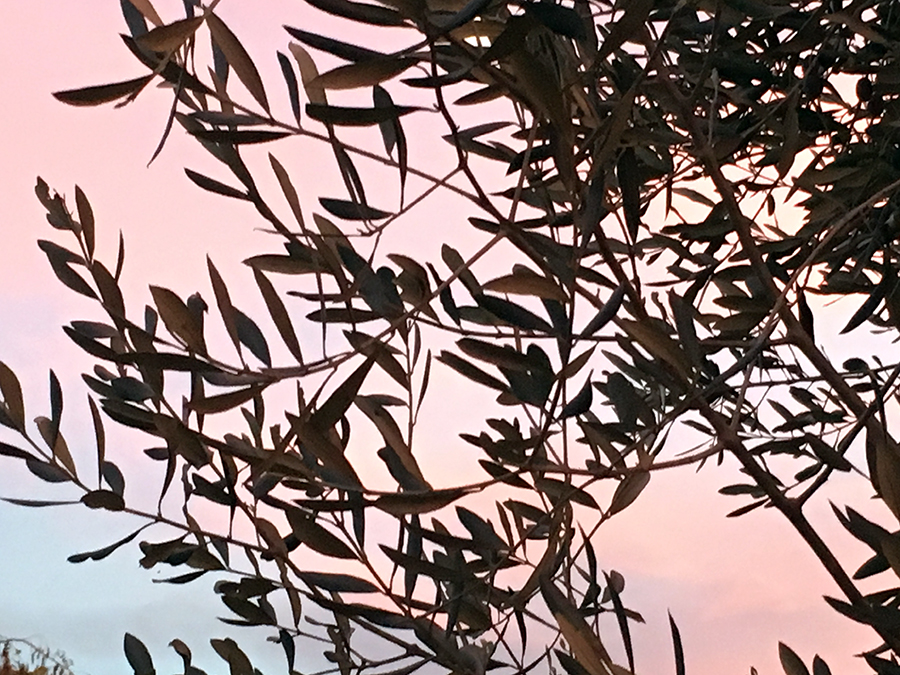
[0,638,74,675]
[9,0,900,673]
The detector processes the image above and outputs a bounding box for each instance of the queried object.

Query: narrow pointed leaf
[53,76,153,107]
[277,51,302,123]
[207,257,240,354]
[188,385,263,414]
[608,471,650,515]
[483,271,566,301]
[136,16,203,52]
[669,613,685,675]
[0,441,34,460]
[559,377,593,420]
[311,356,376,430]
[269,154,306,229]
[286,508,357,559]
[541,577,613,675]
[297,571,378,593]
[189,129,291,145]
[128,0,163,26]
[67,526,140,563]
[320,197,391,221]
[288,42,328,105]
[616,147,641,241]
[437,351,508,391]
[375,488,468,515]
[313,59,415,90]
[285,26,385,63]
[476,294,554,332]
[207,13,269,111]
[306,103,420,126]
[185,168,250,201]
[304,0,406,26]
[253,268,304,363]
[75,186,95,258]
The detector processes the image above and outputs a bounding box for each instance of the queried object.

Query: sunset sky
[0,3,891,675]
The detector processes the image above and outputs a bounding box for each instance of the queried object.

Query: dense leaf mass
[10,0,900,673]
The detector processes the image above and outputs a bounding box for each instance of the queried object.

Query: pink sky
[0,2,892,674]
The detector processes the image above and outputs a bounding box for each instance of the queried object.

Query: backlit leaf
[189,129,291,145]
[75,185,95,259]
[559,377,593,420]
[277,51,301,123]
[286,508,357,559]
[207,257,240,355]
[305,307,381,323]
[210,638,253,675]
[312,356,376,430]
[306,103,420,126]
[0,362,25,429]
[313,58,415,90]
[0,441,34,460]
[288,42,328,106]
[616,147,641,242]
[779,643,810,675]
[285,26,385,63]
[841,281,887,334]
[619,319,690,379]
[670,613,685,675]
[81,489,126,511]
[304,0,406,26]
[2,498,77,507]
[188,385,263,414]
[245,253,323,275]
[253,268,304,363]
[207,13,269,111]
[442,244,480,296]
[541,577,614,675]
[35,416,76,477]
[269,154,306,229]
[135,16,203,52]
[150,285,207,354]
[476,294,554,332]
[357,396,427,486]
[234,309,271,367]
[438,351,508,391]
[297,571,378,593]
[608,471,650,515]
[53,76,153,107]
[319,197,391,221]
[127,0,163,26]
[375,488,468,515]
[482,270,566,301]
[124,633,155,675]
[39,240,98,299]
[185,168,250,201]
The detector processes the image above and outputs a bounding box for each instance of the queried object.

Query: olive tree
[4,0,900,673]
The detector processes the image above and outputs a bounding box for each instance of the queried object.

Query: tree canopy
[6,0,900,672]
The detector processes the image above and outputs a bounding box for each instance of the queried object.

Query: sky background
[0,2,891,674]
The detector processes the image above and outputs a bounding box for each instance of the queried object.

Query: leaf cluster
[11,0,900,673]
